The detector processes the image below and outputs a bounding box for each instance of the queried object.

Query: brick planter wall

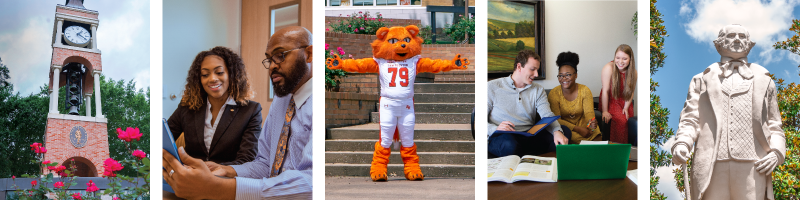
[325,16,421,31]
[325,92,379,130]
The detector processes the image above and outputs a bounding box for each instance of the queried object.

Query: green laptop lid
[556,144,631,180]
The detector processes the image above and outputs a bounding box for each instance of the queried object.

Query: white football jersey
[375,55,420,99]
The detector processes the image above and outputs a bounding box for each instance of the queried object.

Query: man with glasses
[163,26,313,199]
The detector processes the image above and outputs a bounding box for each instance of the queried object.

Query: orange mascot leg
[370,140,391,181]
[400,144,424,181]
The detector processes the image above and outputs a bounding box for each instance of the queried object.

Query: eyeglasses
[556,73,573,79]
[262,47,307,70]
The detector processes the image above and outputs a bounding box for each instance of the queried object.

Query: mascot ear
[376,27,390,40]
[405,25,420,37]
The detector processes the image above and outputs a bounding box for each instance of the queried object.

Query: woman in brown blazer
[167,46,261,165]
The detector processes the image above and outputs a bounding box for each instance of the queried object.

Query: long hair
[610,44,636,101]
[180,46,253,110]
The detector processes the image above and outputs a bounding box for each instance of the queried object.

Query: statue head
[713,24,755,59]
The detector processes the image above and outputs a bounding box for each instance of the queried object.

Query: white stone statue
[671,24,786,200]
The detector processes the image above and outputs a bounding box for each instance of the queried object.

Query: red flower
[42,160,51,165]
[86,180,99,192]
[30,143,47,154]
[54,181,64,189]
[11,175,15,179]
[132,149,147,160]
[112,197,120,200]
[102,158,124,177]
[31,180,37,187]
[71,193,82,200]
[116,127,142,142]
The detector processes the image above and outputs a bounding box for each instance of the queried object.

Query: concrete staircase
[325,83,475,178]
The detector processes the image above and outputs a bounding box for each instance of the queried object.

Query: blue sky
[652,0,800,198]
[0,0,149,96]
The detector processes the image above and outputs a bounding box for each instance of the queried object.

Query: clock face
[64,25,91,45]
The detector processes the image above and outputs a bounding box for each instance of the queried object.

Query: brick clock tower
[43,0,109,177]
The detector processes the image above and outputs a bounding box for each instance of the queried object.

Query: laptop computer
[163,118,182,193]
[556,144,631,180]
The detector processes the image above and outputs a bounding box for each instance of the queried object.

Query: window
[376,0,398,6]
[353,0,373,6]
[270,3,300,99]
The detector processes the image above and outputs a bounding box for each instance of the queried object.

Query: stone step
[376,102,473,113]
[414,83,475,93]
[412,93,474,103]
[325,151,475,165]
[325,163,475,178]
[327,123,473,140]
[325,140,474,152]
[371,112,471,124]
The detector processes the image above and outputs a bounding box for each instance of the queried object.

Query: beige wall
[163,0,241,119]
[541,1,638,113]
[241,0,313,120]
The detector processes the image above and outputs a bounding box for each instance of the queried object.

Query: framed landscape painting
[488,1,544,79]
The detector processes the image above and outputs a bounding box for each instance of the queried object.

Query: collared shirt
[231,79,313,199]
[293,78,313,110]
[720,57,754,79]
[487,75,563,138]
[204,96,237,152]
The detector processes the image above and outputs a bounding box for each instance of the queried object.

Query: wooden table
[162,191,184,200]
[488,152,638,200]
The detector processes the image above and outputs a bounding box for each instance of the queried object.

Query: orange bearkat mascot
[326,25,469,181]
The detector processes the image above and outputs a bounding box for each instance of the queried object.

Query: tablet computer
[163,118,181,193]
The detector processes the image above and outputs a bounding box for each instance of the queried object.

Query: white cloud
[96,1,146,53]
[682,0,799,65]
[679,1,693,17]
[0,17,53,95]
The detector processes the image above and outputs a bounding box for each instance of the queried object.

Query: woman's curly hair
[180,46,253,110]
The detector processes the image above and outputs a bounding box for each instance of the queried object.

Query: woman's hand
[623,110,630,120]
[602,111,612,123]
[589,118,597,130]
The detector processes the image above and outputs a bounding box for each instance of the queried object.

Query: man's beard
[272,56,308,97]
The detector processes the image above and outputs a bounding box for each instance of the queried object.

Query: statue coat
[672,63,786,200]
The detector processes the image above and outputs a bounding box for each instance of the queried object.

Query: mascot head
[371,25,424,61]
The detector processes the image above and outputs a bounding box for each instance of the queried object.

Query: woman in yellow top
[548,51,600,143]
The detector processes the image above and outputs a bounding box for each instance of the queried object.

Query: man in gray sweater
[487,49,570,157]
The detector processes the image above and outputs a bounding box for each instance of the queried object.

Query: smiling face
[200,55,230,100]
[516,57,540,86]
[614,50,630,71]
[558,65,577,90]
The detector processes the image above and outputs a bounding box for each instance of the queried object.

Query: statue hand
[755,151,779,175]
[672,144,689,165]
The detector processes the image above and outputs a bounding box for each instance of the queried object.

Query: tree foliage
[0,63,150,178]
[771,20,800,200]
[649,0,673,199]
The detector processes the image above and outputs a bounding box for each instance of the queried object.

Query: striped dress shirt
[231,80,313,199]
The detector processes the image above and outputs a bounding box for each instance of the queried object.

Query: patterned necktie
[271,97,296,177]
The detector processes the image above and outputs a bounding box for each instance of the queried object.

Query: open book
[488,155,558,183]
